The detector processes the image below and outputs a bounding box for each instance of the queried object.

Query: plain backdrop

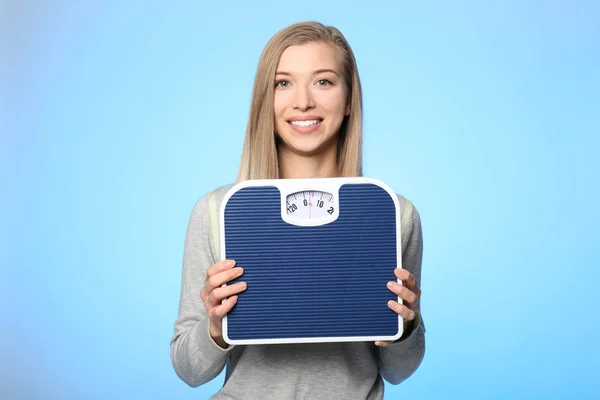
[3,0,599,399]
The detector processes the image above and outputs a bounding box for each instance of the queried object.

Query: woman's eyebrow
[275,69,340,76]
[313,68,339,76]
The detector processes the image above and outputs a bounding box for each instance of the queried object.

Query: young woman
[170,21,425,399]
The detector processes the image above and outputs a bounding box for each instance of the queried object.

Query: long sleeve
[170,195,234,387]
[376,199,426,384]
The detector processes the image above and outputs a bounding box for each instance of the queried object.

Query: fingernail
[387,300,394,307]
[387,281,394,289]
[226,260,236,266]
[237,282,246,288]
[235,267,244,274]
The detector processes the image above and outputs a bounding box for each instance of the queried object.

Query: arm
[376,201,426,384]
[170,195,234,387]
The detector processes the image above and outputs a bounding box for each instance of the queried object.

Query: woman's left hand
[375,268,421,347]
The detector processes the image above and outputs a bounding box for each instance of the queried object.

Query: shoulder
[197,182,236,203]
[210,183,236,204]
[188,182,236,218]
[394,193,419,222]
[393,193,422,245]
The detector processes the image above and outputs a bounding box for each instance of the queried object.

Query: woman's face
[273,41,350,159]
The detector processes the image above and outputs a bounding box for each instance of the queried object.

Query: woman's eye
[317,79,332,86]
[276,80,289,88]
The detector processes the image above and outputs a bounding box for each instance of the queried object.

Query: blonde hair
[236,21,363,181]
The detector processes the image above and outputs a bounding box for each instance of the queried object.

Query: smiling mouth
[288,119,323,127]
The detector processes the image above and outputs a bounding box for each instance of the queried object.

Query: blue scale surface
[224,183,399,341]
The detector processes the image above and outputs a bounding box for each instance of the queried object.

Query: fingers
[201,260,245,309]
[202,261,246,337]
[387,300,416,320]
[392,268,421,304]
[386,281,418,304]
[207,259,236,278]
[204,266,244,296]
[394,268,416,289]
[208,281,247,306]
[379,271,420,346]
[209,295,239,322]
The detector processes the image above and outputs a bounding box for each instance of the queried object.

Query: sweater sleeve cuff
[393,311,423,345]
[196,320,236,356]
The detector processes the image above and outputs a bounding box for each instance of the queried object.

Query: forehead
[277,42,342,73]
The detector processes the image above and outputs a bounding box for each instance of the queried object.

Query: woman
[170,21,425,399]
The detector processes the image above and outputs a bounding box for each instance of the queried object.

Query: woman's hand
[375,268,421,347]
[200,260,247,348]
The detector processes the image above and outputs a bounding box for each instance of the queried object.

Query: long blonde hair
[236,21,363,181]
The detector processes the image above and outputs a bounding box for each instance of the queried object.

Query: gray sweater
[170,184,426,399]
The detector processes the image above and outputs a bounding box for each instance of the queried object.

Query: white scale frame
[220,177,404,345]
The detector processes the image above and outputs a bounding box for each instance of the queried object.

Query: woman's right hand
[200,260,247,348]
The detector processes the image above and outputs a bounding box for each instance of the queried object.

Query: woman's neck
[278,147,339,179]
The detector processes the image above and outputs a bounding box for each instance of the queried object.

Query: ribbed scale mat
[224,183,399,340]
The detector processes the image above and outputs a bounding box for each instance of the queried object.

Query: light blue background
[3,0,599,399]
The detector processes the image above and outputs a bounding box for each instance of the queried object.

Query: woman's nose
[292,85,315,111]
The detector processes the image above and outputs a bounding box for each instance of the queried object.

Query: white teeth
[290,119,321,127]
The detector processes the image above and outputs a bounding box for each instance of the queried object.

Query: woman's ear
[345,103,351,116]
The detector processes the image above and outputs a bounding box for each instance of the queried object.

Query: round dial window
[285,190,335,218]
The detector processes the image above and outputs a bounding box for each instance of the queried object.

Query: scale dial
[286,190,335,218]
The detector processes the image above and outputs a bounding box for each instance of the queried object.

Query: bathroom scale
[220,177,403,345]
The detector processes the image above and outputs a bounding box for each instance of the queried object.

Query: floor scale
[220,177,403,345]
